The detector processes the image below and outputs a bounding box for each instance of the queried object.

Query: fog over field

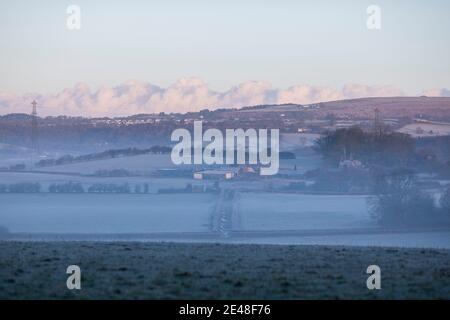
[0,194,214,233]
[1,97,450,301]
[1,128,449,249]
[238,193,371,231]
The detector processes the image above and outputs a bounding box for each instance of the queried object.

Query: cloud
[421,88,450,97]
[0,78,445,117]
[342,84,405,99]
[277,85,341,104]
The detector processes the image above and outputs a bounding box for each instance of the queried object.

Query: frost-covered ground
[279,155,323,173]
[238,193,372,231]
[397,123,450,137]
[1,152,449,249]
[2,192,449,249]
[280,133,322,150]
[0,194,214,233]
[37,153,177,174]
[227,231,450,249]
[1,241,449,299]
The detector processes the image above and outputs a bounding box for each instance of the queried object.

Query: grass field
[0,194,215,233]
[398,122,450,137]
[238,193,372,231]
[0,241,449,299]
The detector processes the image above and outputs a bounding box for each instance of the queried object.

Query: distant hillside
[316,96,450,119]
[1,96,449,153]
[237,96,450,119]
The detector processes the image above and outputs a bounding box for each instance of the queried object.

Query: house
[241,166,257,174]
[339,159,363,169]
[193,168,238,180]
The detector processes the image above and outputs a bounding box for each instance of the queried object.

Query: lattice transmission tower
[31,100,39,154]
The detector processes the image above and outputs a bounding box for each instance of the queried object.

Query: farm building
[193,168,239,180]
[339,159,363,169]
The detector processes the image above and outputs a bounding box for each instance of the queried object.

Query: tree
[314,126,414,167]
[49,182,84,193]
[368,168,435,226]
[8,182,41,193]
[314,126,366,166]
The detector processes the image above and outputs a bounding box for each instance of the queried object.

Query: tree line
[35,146,171,168]
[0,182,151,194]
[314,126,415,167]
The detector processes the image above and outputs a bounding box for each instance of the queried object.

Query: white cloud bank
[0,77,447,117]
[422,88,450,97]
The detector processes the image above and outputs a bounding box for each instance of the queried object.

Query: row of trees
[0,182,41,193]
[35,146,171,168]
[315,126,450,174]
[48,182,84,193]
[90,169,132,177]
[314,126,415,167]
[0,182,151,194]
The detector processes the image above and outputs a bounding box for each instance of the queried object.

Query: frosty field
[397,122,450,137]
[228,231,450,249]
[238,193,372,231]
[0,194,214,233]
[2,191,449,249]
[280,133,322,150]
[0,241,449,299]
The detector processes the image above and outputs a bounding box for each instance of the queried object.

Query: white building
[193,169,238,180]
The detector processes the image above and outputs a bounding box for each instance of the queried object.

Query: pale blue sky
[1,0,449,95]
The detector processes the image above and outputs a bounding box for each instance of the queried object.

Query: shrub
[87,183,131,193]
[92,169,131,177]
[9,163,26,171]
[48,182,84,193]
[368,170,437,226]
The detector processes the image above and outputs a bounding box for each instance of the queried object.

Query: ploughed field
[0,241,449,299]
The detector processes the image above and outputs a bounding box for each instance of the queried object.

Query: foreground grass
[0,241,449,299]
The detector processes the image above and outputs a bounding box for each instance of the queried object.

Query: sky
[0,0,449,116]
